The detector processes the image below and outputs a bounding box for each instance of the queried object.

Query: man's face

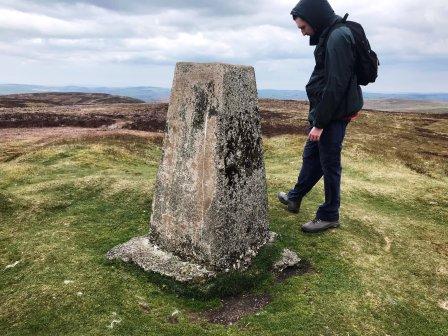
[294,17,315,36]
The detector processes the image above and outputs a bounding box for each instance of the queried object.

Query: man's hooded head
[291,0,338,45]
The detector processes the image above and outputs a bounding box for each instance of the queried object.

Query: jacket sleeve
[313,27,355,129]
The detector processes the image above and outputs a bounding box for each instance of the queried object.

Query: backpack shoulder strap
[324,14,348,42]
[320,13,349,48]
[315,14,352,69]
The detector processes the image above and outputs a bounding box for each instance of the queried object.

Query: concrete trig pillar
[107,62,277,282]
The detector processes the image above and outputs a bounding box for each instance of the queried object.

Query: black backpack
[325,14,379,86]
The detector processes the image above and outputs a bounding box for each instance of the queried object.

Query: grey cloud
[1,0,260,16]
[87,0,257,16]
[0,0,447,91]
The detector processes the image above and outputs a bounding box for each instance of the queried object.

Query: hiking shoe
[301,218,340,233]
[277,192,301,214]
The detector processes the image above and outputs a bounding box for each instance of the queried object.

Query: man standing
[278,0,363,233]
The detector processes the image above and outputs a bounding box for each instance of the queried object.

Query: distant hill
[362,99,448,113]
[1,84,448,103]
[0,92,144,108]
[258,89,309,100]
[258,89,448,102]
[0,85,170,103]
[257,90,448,112]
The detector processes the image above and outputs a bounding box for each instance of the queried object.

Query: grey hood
[291,0,338,46]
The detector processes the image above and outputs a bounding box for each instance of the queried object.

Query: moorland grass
[0,128,447,335]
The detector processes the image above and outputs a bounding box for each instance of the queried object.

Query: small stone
[273,249,301,272]
[436,266,448,275]
[138,301,150,313]
[4,260,21,270]
[168,309,180,324]
[268,231,278,244]
[439,300,448,311]
[107,312,121,329]
[63,280,74,284]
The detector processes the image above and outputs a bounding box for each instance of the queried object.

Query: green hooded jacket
[291,0,364,128]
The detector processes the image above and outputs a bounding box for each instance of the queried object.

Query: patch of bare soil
[190,261,313,326]
[192,293,272,325]
[275,259,314,283]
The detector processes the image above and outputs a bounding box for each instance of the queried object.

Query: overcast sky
[0,0,447,92]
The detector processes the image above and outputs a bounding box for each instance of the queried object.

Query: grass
[1,113,447,335]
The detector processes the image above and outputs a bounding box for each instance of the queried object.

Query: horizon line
[0,83,447,95]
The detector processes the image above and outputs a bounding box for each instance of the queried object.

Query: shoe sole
[301,222,340,233]
[277,193,288,206]
[287,206,299,214]
[277,193,300,214]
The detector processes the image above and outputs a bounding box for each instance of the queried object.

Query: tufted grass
[1,111,447,335]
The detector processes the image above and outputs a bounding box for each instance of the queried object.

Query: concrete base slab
[106,236,216,282]
[106,232,300,283]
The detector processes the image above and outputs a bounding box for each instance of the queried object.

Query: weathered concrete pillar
[107,62,273,282]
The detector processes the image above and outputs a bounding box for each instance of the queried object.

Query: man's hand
[308,127,323,141]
